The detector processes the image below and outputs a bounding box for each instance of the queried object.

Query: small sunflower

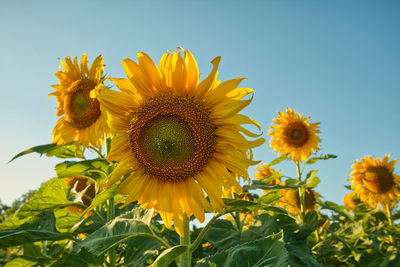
[343,191,362,210]
[269,107,320,162]
[49,54,109,148]
[92,48,264,236]
[281,188,320,215]
[349,154,400,208]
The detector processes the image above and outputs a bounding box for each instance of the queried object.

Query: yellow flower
[268,107,320,162]
[254,163,275,181]
[49,54,109,148]
[281,188,320,215]
[343,191,362,210]
[349,154,400,208]
[92,48,264,236]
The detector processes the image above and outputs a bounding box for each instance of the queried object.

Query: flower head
[93,48,264,236]
[268,107,320,162]
[49,54,109,148]
[343,191,362,210]
[349,154,400,208]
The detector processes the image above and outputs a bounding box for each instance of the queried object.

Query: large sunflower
[268,107,320,162]
[92,48,264,236]
[349,154,400,208]
[49,54,109,148]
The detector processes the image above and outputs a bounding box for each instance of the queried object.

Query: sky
[0,0,399,207]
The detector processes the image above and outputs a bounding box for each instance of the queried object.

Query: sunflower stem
[296,161,306,219]
[107,197,116,267]
[385,204,394,244]
[178,214,191,267]
[190,213,221,252]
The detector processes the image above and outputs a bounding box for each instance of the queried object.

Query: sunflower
[92,48,264,236]
[268,107,320,162]
[349,154,400,208]
[343,191,362,210]
[281,188,320,215]
[49,54,109,148]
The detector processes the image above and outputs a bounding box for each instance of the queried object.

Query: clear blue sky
[1,0,399,206]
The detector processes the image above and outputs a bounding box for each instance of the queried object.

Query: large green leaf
[75,208,159,256]
[205,214,279,252]
[150,245,187,267]
[55,159,109,181]
[0,212,70,248]
[204,219,241,251]
[125,236,161,267]
[16,178,74,218]
[196,233,288,267]
[9,143,83,162]
[51,248,104,267]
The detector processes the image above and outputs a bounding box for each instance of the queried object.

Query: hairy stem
[178,214,191,267]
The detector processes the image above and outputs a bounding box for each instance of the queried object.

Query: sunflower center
[64,80,101,129]
[140,115,195,167]
[129,94,216,182]
[284,122,310,147]
[362,166,394,194]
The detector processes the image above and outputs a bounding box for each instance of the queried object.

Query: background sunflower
[49,54,109,148]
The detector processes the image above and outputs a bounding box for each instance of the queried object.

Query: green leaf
[204,219,241,251]
[196,233,288,267]
[303,170,320,188]
[0,212,70,248]
[54,207,82,231]
[51,248,104,267]
[257,190,282,205]
[80,184,118,219]
[4,257,37,267]
[75,208,157,256]
[305,154,337,165]
[150,245,187,267]
[286,243,322,267]
[247,180,301,191]
[259,172,283,183]
[268,154,289,166]
[55,159,109,181]
[17,178,74,218]
[16,178,72,218]
[125,236,161,267]
[319,201,351,220]
[9,143,83,162]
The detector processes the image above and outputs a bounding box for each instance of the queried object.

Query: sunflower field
[1,50,399,267]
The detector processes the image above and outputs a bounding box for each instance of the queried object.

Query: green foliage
[75,208,155,256]
[150,245,187,267]
[9,143,84,162]
[55,159,109,182]
[197,233,288,267]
